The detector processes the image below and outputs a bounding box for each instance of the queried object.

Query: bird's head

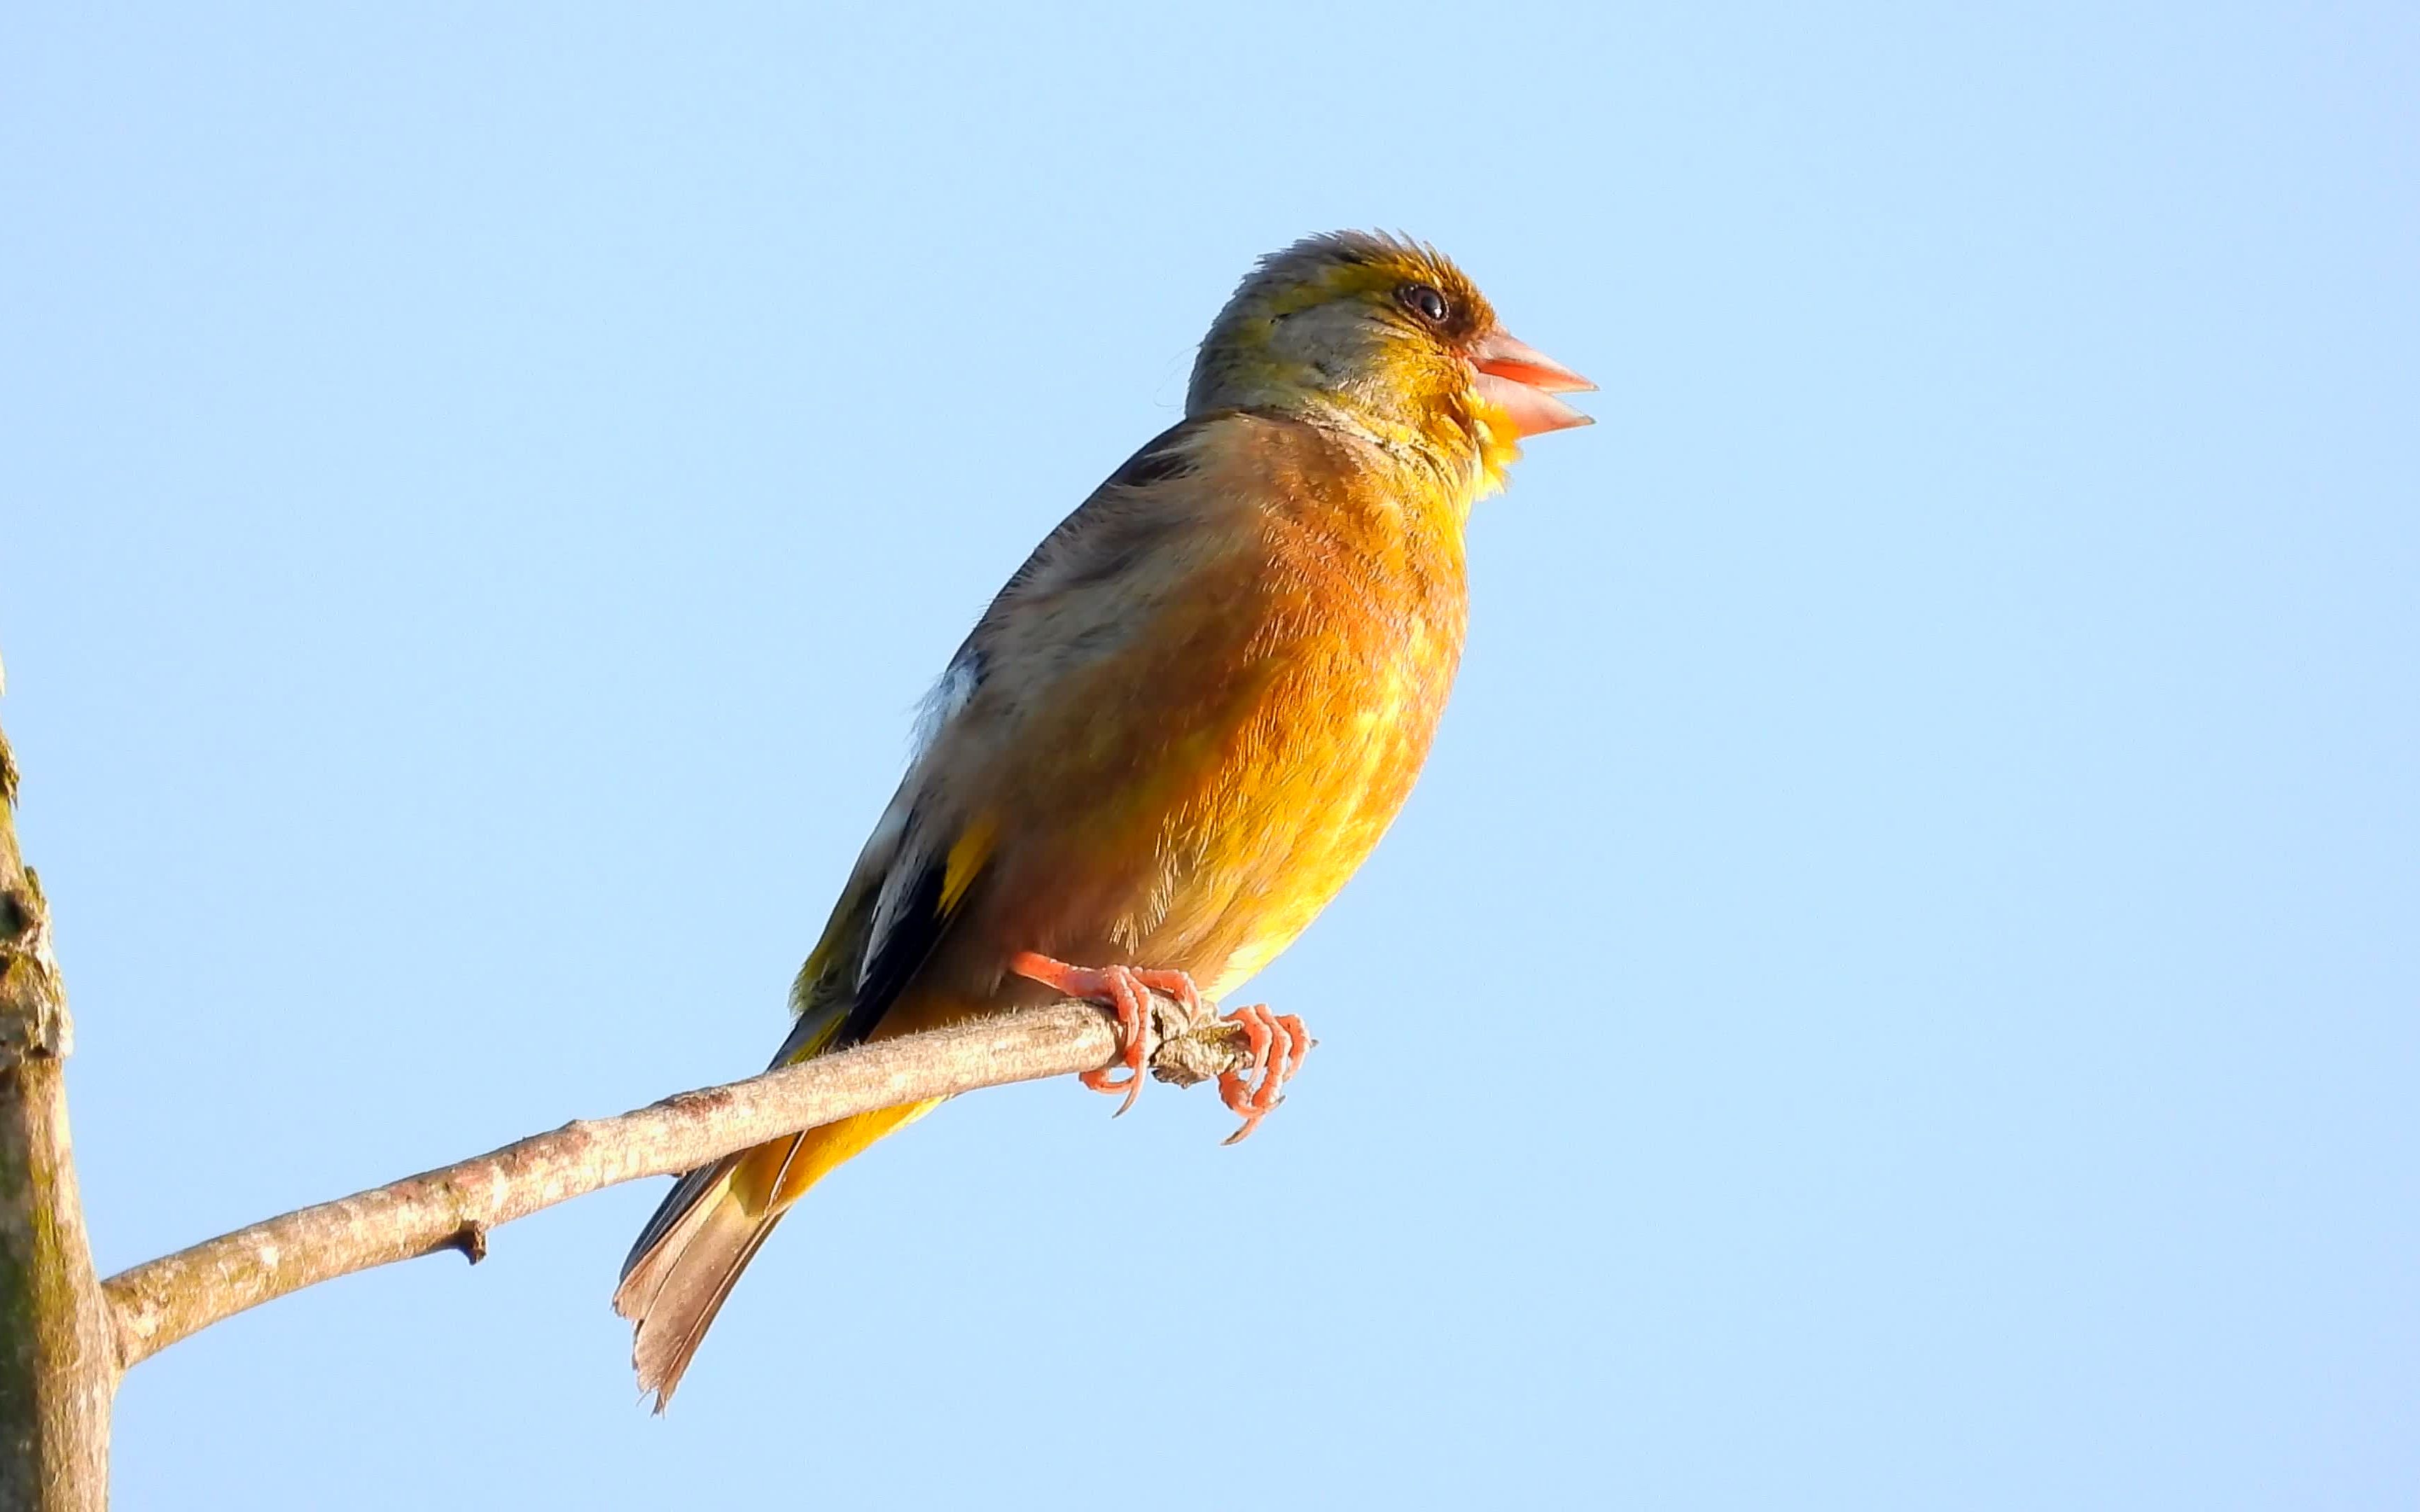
[1186,230,1592,491]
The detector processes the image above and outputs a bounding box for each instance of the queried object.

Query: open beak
[1468,329,1595,438]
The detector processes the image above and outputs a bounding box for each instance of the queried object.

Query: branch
[103,994,1246,1371]
[0,655,113,1512]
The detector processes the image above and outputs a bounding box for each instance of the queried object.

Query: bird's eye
[1397,282,1451,326]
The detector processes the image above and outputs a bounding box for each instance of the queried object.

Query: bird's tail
[611,1098,939,1408]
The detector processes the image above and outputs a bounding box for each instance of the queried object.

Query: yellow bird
[613,230,1592,1404]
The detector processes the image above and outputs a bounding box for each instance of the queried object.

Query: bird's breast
[961,418,1475,1000]
[1165,502,1467,990]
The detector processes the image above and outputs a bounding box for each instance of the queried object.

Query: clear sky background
[4,5,2414,1508]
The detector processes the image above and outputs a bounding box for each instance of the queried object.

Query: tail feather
[611,1146,788,1408]
[613,1100,942,1408]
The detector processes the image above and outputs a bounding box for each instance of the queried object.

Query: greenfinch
[614,230,1591,1404]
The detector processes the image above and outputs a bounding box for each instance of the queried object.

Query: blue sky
[5,4,2415,1507]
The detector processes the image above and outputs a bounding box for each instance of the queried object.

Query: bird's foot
[1007,951,1204,1116]
[1217,1002,1312,1145]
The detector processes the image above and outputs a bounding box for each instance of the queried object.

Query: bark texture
[0,671,113,1512]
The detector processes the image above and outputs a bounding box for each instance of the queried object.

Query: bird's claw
[1007,951,1203,1116]
[1217,1002,1311,1144]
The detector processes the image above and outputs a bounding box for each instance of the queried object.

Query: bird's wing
[775,416,1229,1060]
[774,778,982,1065]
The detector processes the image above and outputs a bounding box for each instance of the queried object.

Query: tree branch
[0,657,113,1512]
[102,993,1246,1371]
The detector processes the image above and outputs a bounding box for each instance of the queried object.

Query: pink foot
[1008,951,1203,1116]
[1217,1002,1311,1144]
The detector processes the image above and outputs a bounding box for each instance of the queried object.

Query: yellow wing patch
[942,811,999,913]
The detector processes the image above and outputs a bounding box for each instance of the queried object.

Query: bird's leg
[1217,1003,1312,1144]
[1007,951,1203,1116]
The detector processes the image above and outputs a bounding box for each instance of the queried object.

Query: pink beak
[1468,329,1595,438]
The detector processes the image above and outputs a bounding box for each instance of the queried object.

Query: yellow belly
[1121,603,1461,995]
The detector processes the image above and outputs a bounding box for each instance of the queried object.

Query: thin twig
[102,995,1246,1371]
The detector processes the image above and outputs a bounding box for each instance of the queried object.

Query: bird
[612,230,1592,1406]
